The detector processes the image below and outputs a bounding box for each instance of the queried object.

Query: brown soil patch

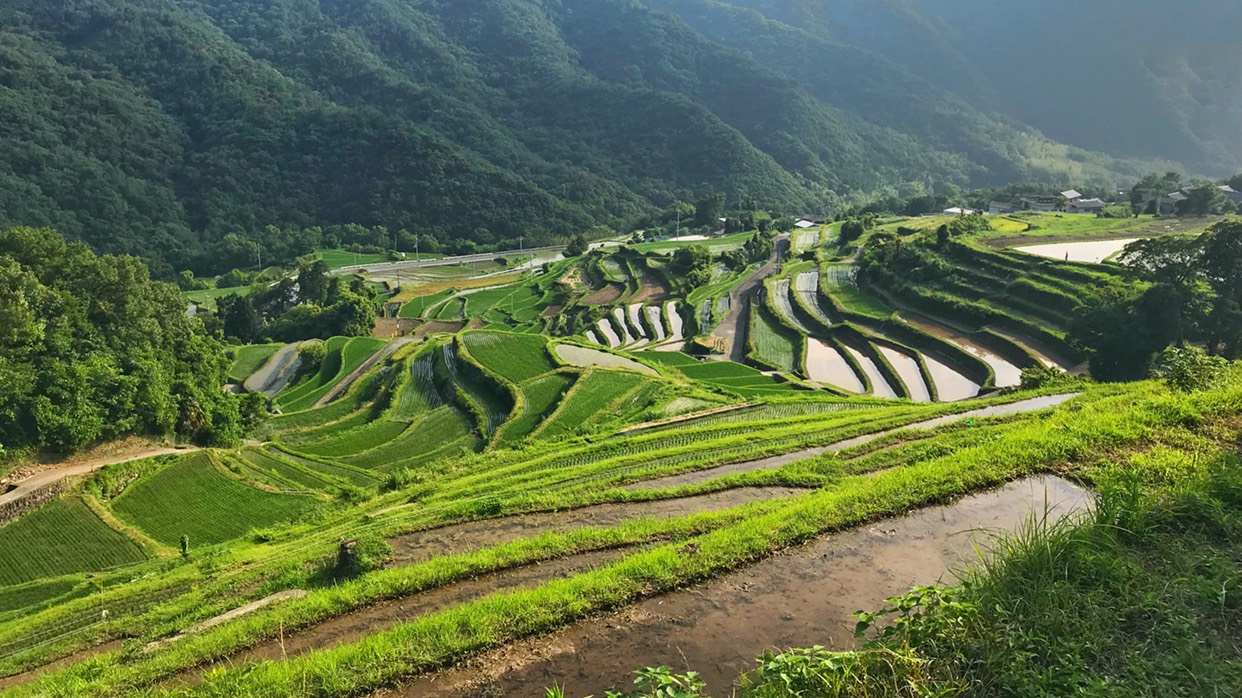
[393,274,523,302]
[629,272,670,303]
[579,284,623,306]
[540,304,564,317]
[373,318,419,338]
[413,321,466,339]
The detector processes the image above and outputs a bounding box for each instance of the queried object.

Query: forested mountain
[715,0,1242,177]
[0,0,1226,274]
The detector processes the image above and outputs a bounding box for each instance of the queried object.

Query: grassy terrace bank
[8,373,1240,697]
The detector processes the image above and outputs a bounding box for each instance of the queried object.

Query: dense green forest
[0,228,243,454]
[0,0,1182,276]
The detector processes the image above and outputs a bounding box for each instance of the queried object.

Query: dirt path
[314,338,413,407]
[244,342,304,395]
[148,590,308,651]
[0,445,192,510]
[383,476,1090,697]
[624,393,1078,491]
[711,235,788,363]
[388,487,806,566]
[0,640,123,690]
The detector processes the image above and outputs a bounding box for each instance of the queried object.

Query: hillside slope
[0,0,1190,272]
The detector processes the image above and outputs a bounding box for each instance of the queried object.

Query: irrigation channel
[384,475,1090,697]
[625,394,1077,491]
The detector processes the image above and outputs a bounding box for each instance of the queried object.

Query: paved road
[332,245,564,276]
[244,342,304,395]
[711,234,789,362]
[0,446,192,510]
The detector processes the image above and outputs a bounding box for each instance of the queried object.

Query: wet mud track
[386,475,1089,697]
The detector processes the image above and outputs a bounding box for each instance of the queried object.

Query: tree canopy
[0,228,242,454]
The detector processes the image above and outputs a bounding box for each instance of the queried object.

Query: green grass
[346,406,477,471]
[462,331,555,383]
[111,454,316,547]
[314,249,391,269]
[398,290,454,318]
[497,373,576,445]
[389,348,445,420]
[296,419,411,460]
[536,370,648,438]
[435,297,466,320]
[236,448,334,491]
[277,338,386,413]
[183,285,251,312]
[0,498,145,586]
[227,344,282,382]
[762,459,1242,697]
[748,305,799,372]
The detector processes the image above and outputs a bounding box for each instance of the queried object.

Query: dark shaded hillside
[0,0,1182,273]
[722,0,1242,176]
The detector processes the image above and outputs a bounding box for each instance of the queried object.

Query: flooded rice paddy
[804,340,865,393]
[553,344,657,376]
[594,319,620,348]
[794,272,836,326]
[922,354,981,401]
[611,308,635,345]
[643,306,666,342]
[898,313,1023,387]
[877,345,931,402]
[665,301,684,342]
[387,475,1090,697]
[1014,238,1139,264]
[842,345,898,398]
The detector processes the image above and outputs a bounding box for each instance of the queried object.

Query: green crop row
[0,497,145,587]
[110,454,317,547]
[535,370,649,439]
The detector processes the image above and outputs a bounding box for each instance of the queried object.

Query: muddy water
[625,394,1077,491]
[842,345,898,398]
[388,488,807,566]
[388,476,1090,698]
[612,308,635,346]
[897,313,1023,387]
[877,346,932,402]
[805,340,865,393]
[644,306,666,342]
[923,355,981,402]
[665,301,684,341]
[595,319,620,348]
[1014,238,1138,264]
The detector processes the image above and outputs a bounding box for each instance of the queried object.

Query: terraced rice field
[923,355,981,401]
[877,345,932,402]
[842,344,899,398]
[1013,238,1140,264]
[612,307,636,345]
[805,339,865,393]
[537,370,650,438]
[0,498,144,586]
[554,344,657,376]
[111,454,315,547]
[498,373,576,444]
[769,279,812,333]
[794,271,835,326]
[665,300,685,341]
[643,305,666,342]
[462,331,556,383]
[278,338,386,412]
[749,305,799,372]
[627,304,648,343]
[594,318,621,348]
